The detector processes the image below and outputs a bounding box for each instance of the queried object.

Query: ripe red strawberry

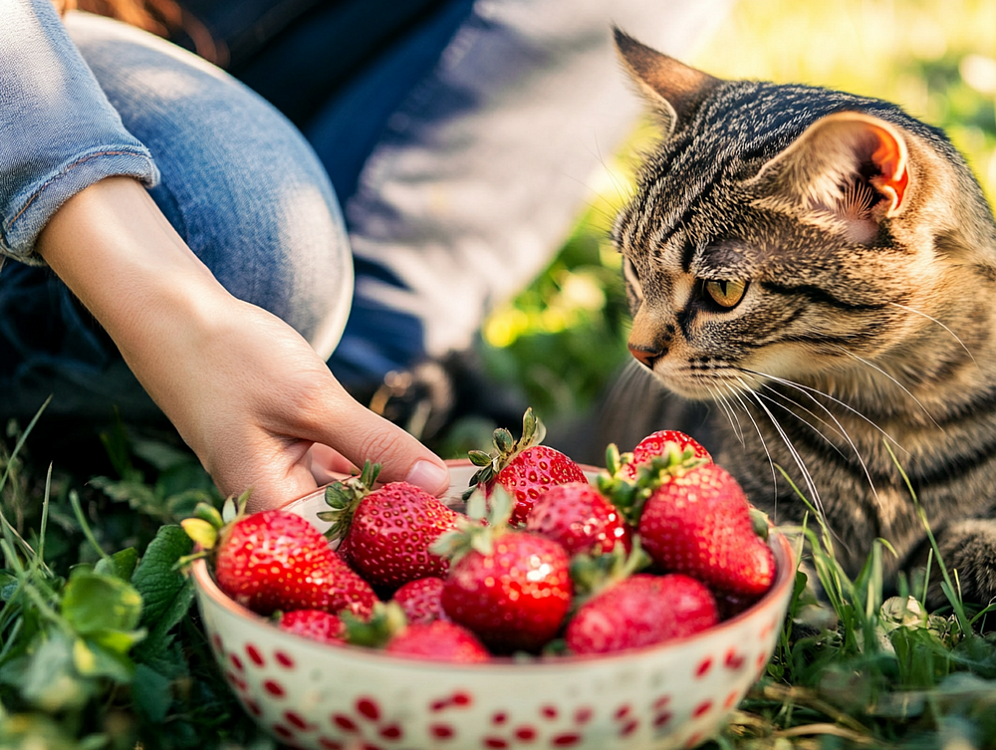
[638,463,776,597]
[322,462,461,591]
[468,408,586,525]
[208,509,376,617]
[392,577,447,625]
[279,609,346,645]
[524,481,633,556]
[617,430,712,481]
[433,490,573,653]
[384,620,491,663]
[496,445,588,526]
[565,573,718,655]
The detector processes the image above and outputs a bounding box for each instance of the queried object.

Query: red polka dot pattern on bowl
[191,461,796,750]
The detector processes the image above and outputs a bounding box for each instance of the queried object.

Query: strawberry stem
[568,537,652,606]
[465,407,547,491]
[319,460,382,542]
[339,601,408,649]
[598,442,710,525]
[431,486,513,563]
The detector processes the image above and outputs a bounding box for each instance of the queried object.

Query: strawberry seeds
[188,409,779,662]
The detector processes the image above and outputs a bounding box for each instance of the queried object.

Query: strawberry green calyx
[569,536,652,605]
[431,486,513,564]
[598,441,709,525]
[180,496,242,552]
[339,601,408,649]
[467,407,547,488]
[750,506,771,541]
[319,460,381,542]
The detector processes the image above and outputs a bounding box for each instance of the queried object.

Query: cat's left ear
[613,27,722,137]
[754,111,911,239]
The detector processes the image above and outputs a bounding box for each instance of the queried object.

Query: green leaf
[131,525,194,628]
[19,632,94,712]
[73,637,135,681]
[62,572,143,635]
[180,518,218,550]
[495,428,514,454]
[94,547,139,581]
[222,495,239,523]
[131,663,174,723]
[134,583,195,665]
[192,502,224,528]
[467,450,493,467]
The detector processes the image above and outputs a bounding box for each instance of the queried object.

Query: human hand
[37,177,450,510]
[148,293,452,511]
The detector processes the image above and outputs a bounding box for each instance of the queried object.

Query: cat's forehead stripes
[620,80,928,266]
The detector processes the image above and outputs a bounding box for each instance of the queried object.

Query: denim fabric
[0,0,732,426]
[0,0,159,260]
[0,7,352,423]
[335,0,735,373]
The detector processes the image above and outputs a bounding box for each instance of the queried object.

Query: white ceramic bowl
[191,461,795,750]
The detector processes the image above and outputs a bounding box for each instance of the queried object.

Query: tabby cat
[598,29,996,603]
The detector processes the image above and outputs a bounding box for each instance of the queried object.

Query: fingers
[307,443,356,484]
[304,385,451,497]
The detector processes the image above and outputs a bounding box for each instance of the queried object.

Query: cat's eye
[703,279,747,308]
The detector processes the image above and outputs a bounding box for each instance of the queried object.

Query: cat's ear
[755,111,911,242]
[613,27,722,137]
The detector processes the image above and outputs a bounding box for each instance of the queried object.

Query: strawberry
[279,609,346,645]
[321,462,461,591]
[565,573,718,655]
[384,620,491,663]
[467,408,586,525]
[187,505,377,618]
[524,481,633,556]
[337,601,489,662]
[392,576,447,625]
[433,489,573,653]
[617,429,712,480]
[636,462,776,597]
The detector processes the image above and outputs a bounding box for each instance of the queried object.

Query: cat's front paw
[931,520,996,608]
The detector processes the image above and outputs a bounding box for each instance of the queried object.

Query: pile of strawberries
[186,409,776,662]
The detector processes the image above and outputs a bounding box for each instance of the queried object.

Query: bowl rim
[189,461,797,670]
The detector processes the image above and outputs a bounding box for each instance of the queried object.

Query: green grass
[3,0,996,747]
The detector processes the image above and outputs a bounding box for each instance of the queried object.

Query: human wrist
[37,177,232,353]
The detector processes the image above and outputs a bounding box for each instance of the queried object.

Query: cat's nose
[628,342,663,369]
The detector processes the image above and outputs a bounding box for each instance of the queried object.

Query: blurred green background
[472,0,996,445]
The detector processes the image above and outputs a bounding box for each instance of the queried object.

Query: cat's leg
[932,520,996,607]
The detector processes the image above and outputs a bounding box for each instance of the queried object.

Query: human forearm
[36,176,450,508]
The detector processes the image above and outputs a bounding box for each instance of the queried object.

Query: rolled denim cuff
[1,0,159,262]
[2,146,159,264]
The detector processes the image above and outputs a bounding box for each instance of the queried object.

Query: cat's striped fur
[598,30,996,601]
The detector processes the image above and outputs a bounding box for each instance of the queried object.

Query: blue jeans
[0,0,731,426]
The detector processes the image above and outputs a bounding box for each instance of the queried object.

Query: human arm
[35,176,450,510]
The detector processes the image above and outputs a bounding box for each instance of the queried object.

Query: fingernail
[405,460,450,494]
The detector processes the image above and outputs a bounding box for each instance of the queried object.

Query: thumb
[316,394,451,496]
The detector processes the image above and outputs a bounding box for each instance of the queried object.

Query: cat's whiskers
[757,384,849,453]
[754,384,880,500]
[732,375,825,517]
[739,367,909,456]
[886,301,978,366]
[722,382,780,507]
[706,383,745,446]
[830,344,941,429]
